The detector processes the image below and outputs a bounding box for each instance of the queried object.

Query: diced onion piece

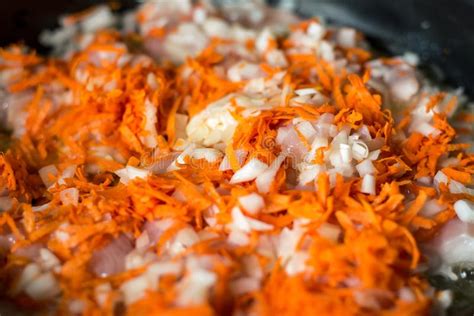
[121,275,149,305]
[247,217,273,231]
[356,159,375,177]
[413,122,440,137]
[190,148,223,163]
[294,88,317,96]
[38,165,59,188]
[296,120,317,140]
[90,234,134,277]
[13,263,41,295]
[256,154,286,193]
[176,269,216,306]
[285,251,309,276]
[361,174,376,195]
[231,207,251,232]
[351,140,369,161]
[114,166,150,184]
[454,199,474,223]
[337,28,356,48]
[238,193,265,215]
[60,188,79,206]
[39,248,61,270]
[339,143,352,164]
[228,230,250,246]
[367,149,381,161]
[230,158,268,184]
[24,272,61,301]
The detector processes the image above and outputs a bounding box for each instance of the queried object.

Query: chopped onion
[361,174,376,195]
[230,158,268,184]
[276,125,308,161]
[39,248,61,270]
[351,140,369,161]
[356,159,375,177]
[339,143,352,164]
[256,154,286,193]
[428,218,474,266]
[24,272,61,301]
[190,148,223,163]
[176,269,216,306]
[285,251,309,276]
[454,199,474,223]
[294,88,317,96]
[60,188,79,206]
[227,230,250,246]
[38,165,59,188]
[296,120,317,140]
[238,193,265,215]
[231,207,251,232]
[90,234,134,277]
[114,166,150,184]
[12,263,41,295]
[337,28,356,48]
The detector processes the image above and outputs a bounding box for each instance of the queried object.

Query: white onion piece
[420,199,445,218]
[60,188,79,206]
[367,150,381,161]
[190,148,223,163]
[141,99,158,148]
[356,159,375,177]
[429,219,474,266]
[230,158,268,184]
[296,121,317,140]
[276,125,308,161]
[227,230,250,246]
[294,88,317,96]
[389,74,419,102]
[143,219,175,244]
[24,272,61,301]
[256,154,286,193]
[90,234,134,277]
[231,207,251,232]
[285,251,309,276]
[176,269,216,306]
[238,193,265,215]
[454,200,474,223]
[38,165,59,188]
[12,263,41,295]
[339,143,352,164]
[114,166,150,184]
[337,28,356,48]
[39,248,61,270]
[351,141,369,161]
[361,174,376,195]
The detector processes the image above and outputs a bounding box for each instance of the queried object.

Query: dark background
[0,0,473,96]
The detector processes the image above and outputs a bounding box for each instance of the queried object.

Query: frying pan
[0,0,473,315]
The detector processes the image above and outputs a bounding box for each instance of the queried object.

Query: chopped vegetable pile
[0,1,473,315]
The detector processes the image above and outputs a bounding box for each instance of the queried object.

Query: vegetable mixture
[0,1,473,315]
